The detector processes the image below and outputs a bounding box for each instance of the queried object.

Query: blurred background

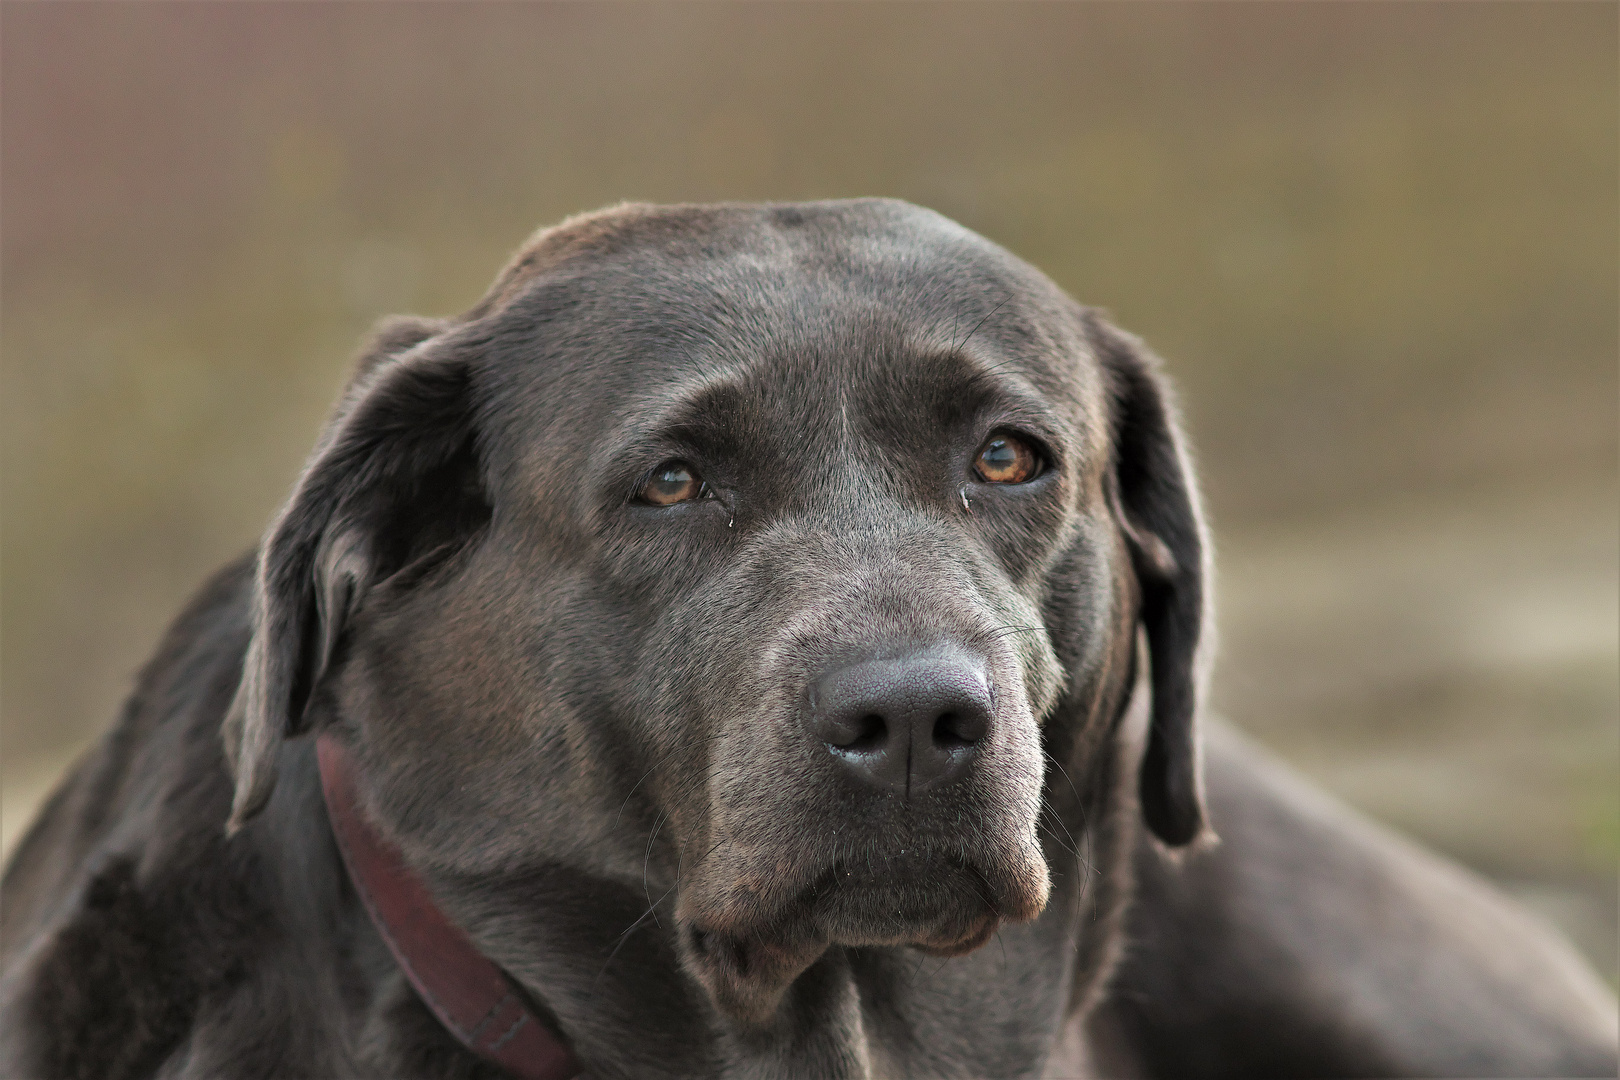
[3,3,1614,979]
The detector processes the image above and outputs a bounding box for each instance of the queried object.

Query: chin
[676,842,1051,1027]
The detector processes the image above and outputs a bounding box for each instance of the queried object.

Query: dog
[2,200,1614,1079]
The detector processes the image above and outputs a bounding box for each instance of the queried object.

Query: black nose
[806,653,993,797]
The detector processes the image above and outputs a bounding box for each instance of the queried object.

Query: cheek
[1039,518,1131,693]
[601,507,739,604]
[341,558,645,863]
[974,484,1072,586]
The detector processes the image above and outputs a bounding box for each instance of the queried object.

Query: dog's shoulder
[0,553,285,1080]
[4,553,254,911]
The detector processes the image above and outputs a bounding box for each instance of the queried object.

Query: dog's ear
[223,317,486,832]
[1087,312,1212,848]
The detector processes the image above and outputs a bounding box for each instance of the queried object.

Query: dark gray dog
[2,200,1614,1079]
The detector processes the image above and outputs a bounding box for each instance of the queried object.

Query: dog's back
[0,557,273,1080]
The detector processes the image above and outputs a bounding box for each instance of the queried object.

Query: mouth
[676,841,1050,1026]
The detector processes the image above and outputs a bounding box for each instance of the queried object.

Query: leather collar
[317,735,582,1080]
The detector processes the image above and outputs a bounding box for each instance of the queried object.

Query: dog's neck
[316,735,580,1079]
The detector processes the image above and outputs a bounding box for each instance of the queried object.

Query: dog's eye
[639,463,705,505]
[973,435,1041,484]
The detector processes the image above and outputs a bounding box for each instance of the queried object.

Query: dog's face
[223,200,1208,1026]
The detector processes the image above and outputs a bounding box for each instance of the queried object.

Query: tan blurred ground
[3,3,1614,977]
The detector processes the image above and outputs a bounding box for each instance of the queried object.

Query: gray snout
[806,653,993,797]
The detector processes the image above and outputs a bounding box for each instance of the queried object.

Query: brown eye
[973,435,1041,484]
[639,463,704,505]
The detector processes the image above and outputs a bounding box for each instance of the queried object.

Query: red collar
[316,736,582,1080]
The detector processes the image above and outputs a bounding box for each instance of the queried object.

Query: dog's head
[223,200,1209,1026]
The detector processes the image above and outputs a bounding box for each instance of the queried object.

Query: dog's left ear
[1086,312,1212,848]
[223,317,485,832]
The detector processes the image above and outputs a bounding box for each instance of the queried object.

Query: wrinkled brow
[871,347,1076,454]
[592,377,760,494]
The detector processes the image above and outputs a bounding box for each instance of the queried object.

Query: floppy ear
[1086,312,1212,848]
[223,317,487,832]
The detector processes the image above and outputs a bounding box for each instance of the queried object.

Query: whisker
[643,808,669,923]
[1036,812,1080,860]
[1042,748,1084,806]
[590,883,676,991]
[958,296,1011,351]
[980,623,1054,643]
[612,729,729,832]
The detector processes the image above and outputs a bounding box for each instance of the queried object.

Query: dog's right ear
[1086,311,1213,849]
[223,316,485,832]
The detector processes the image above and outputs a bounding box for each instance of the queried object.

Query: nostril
[852,714,887,751]
[933,708,988,749]
[932,711,970,749]
[829,713,887,753]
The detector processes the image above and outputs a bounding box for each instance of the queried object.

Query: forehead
[470,201,1105,468]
